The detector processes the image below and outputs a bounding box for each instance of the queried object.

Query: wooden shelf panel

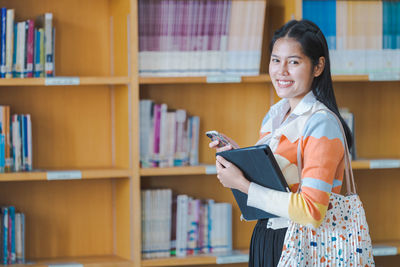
[0,76,130,86]
[141,250,249,266]
[140,159,400,176]
[140,165,216,176]
[142,242,400,266]
[24,255,132,267]
[139,74,271,84]
[0,168,132,182]
[139,74,374,84]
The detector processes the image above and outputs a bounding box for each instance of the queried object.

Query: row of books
[303,0,400,75]
[0,8,54,78]
[0,106,33,172]
[139,99,199,168]
[138,0,266,77]
[1,206,25,265]
[141,189,232,259]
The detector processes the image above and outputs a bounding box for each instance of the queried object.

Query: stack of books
[140,99,200,168]
[141,189,232,259]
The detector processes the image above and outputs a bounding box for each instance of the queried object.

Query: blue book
[0,8,6,78]
[12,23,17,78]
[20,213,24,264]
[34,29,41,77]
[8,206,15,264]
[1,207,8,265]
[0,131,5,173]
[302,0,336,50]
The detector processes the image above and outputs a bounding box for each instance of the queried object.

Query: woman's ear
[314,56,325,77]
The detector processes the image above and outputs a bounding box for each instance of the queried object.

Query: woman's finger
[215,159,225,170]
[216,144,232,153]
[216,155,231,168]
[209,140,219,148]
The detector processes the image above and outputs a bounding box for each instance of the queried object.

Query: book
[216,144,289,220]
[0,8,6,78]
[5,9,14,78]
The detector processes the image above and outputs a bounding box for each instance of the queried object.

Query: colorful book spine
[8,206,15,264]
[5,9,14,78]
[1,207,8,265]
[26,20,35,78]
[0,127,5,172]
[0,8,6,78]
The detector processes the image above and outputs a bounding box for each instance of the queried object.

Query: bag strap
[296,108,356,195]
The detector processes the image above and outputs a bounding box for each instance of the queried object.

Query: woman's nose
[278,62,289,75]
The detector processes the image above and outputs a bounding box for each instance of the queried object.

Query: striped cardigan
[247,91,345,228]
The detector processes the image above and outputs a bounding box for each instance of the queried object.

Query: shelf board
[139,74,271,84]
[372,240,400,256]
[0,168,132,182]
[332,75,370,82]
[142,241,400,266]
[141,159,400,176]
[0,76,130,86]
[139,74,375,84]
[25,255,132,267]
[140,165,215,176]
[141,250,249,266]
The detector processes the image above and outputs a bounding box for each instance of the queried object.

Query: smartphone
[205,130,231,148]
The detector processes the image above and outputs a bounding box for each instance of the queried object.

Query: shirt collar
[291,90,317,116]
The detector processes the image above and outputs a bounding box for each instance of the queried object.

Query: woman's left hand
[216,155,250,194]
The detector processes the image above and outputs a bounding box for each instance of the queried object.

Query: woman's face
[269,37,319,108]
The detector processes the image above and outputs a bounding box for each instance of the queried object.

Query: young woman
[209,20,353,267]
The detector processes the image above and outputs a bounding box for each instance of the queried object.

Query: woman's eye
[289,60,299,64]
[271,58,279,63]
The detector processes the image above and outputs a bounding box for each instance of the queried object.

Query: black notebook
[216,144,290,220]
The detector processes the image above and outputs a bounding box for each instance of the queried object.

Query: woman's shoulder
[302,105,345,144]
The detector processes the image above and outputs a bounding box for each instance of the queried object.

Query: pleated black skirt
[249,219,288,267]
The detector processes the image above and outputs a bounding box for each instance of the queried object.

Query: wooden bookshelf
[137,0,400,266]
[0,0,139,266]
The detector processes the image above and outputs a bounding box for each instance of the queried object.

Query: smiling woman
[208,19,361,267]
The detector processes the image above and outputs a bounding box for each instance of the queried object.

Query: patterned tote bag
[278,109,375,267]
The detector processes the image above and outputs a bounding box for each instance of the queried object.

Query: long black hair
[270,19,353,149]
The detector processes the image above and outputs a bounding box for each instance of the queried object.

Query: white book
[176,194,188,257]
[166,111,176,167]
[26,114,32,171]
[189,116,200,166]
[5,9,14,78]
[15,213,21,263]
[158,104,169,167]
[15,22,26,78]
[139,100,154,168]
[174,109,188,166]
[12,115,21,171]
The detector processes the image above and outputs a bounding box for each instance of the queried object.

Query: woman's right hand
[208,133,240,153]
